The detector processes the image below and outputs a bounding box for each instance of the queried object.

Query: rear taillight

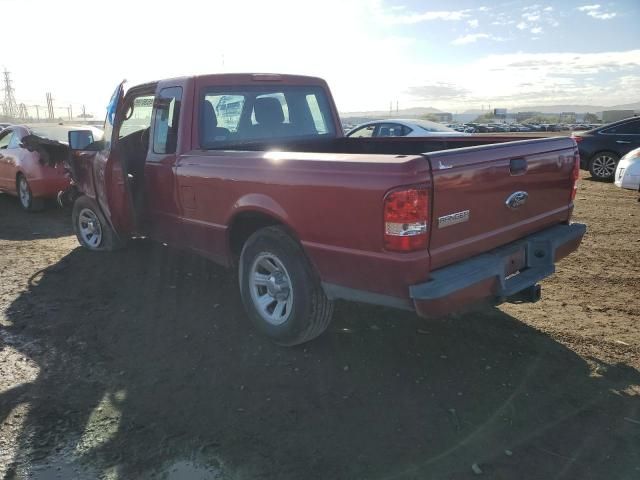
[384,188,428,252]
[572,135,583,143]
[571,153,580,202]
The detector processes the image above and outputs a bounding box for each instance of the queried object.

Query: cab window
[152,87,183,154]
[199,85,336,148]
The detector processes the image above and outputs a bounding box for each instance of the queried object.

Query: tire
[589,151,619,181]
[72,195,124,251]
[239,226,334,346]
[16,174,45,212]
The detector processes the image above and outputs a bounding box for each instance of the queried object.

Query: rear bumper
[411,223,586,317]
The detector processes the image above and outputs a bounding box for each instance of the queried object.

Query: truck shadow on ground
[1,240,639,479]
[0,194,71,240]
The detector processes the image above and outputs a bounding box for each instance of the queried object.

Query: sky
[1,0,639,118]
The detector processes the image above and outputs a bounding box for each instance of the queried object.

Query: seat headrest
[202,101,218,129]
[254,97,284,125]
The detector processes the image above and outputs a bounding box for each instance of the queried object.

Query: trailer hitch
[506,284,542,303]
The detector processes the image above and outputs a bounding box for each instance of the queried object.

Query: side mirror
[68,130,95,150]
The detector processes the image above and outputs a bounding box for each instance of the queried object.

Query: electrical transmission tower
[46,92,54,120]
[2,68,18,118]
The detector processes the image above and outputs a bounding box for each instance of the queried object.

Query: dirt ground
[1,172,639,480]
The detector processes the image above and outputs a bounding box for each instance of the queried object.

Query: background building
[602,110,637,123]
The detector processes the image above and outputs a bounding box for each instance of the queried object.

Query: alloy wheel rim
[78,208,102,248]
[19,178,30,207]
[593,155,616,178]
[249,253,293,326]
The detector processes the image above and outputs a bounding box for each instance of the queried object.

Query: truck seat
[202,101,230,144]
[251,97,290,137]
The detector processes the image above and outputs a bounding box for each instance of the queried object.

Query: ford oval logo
[506,191,528,209]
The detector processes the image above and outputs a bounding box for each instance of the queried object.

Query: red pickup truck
[61,73,585,345]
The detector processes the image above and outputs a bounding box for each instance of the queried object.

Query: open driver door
[68,81,141,244]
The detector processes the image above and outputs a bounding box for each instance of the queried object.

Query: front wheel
[17,174,45,212]
[589,152,619,181]
[239,226,334,346]
[72,195,124,251]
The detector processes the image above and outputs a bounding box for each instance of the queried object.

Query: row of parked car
[446,122,601,133]
[341,116,640,184]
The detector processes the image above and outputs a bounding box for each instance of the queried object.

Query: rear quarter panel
[19,152,69,198]
[175,151,432,297]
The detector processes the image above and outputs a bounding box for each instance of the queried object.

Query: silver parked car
[346,119,467,138]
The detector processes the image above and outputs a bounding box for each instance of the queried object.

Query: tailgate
[426,137,577,270]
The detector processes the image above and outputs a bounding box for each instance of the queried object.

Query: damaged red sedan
[0,124,102,211]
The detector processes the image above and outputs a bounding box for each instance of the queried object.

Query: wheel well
[228,212,291,262]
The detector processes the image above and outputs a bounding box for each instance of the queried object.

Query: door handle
[616,140,631,144]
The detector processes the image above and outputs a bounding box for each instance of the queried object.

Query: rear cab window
[199,85,335,149]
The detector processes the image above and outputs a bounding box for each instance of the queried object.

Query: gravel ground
[0,172,639,479]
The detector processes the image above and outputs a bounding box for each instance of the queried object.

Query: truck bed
[201,135,578,272]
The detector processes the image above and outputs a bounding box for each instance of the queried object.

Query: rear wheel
[16,174,45,212]
[589,151,619,181]
[72,195,124,251]
[239,226,334,346]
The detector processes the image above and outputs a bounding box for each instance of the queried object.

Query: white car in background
[346,119,467,138]
[614,147,640,191]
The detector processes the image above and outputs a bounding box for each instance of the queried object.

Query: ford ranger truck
[60,73,585,345]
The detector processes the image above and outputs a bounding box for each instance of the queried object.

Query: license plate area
[504,247,527,278]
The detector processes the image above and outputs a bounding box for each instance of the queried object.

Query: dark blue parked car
[574,116,640,181]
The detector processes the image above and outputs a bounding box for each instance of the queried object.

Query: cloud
[396,49,640,110]
[577,4,600,12]
[530,26,543,34]
[467,19,479,28]
[522,12,540,21]
[577,4,617,19]
[516,21,528,30]
[406,83,469,100]
[380,9,471,24]
[451,33,491,45]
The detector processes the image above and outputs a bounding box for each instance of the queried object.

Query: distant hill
[341,101,640,124]
[609,101,640,111]
[340,106,442,120]
[463,102,640,115]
